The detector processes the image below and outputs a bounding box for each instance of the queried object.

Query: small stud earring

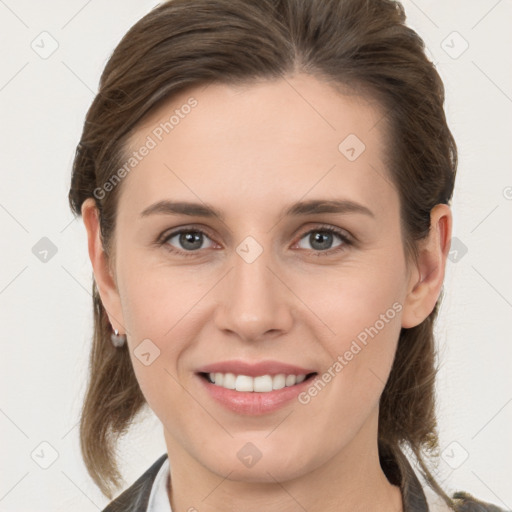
[111,328,127,348]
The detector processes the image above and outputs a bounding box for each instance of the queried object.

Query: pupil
[311,232,332,250]
[181,232,202,250]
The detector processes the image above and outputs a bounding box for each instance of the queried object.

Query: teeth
[207,372,308,392]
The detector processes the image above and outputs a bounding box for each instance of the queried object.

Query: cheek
[298,283,402,441]
[116,260,222,407]
[312,251,405,395]
[313,256,404,341]
[117,248,207,338]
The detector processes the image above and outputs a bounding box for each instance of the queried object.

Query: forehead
[120,74,397,222]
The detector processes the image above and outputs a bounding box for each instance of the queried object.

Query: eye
[157,224,353,258]
[161,228,216,256]
[294,225,352,256]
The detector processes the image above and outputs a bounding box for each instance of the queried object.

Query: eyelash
[156,224,354,258]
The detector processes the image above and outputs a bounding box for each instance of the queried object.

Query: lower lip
[196,373,318,415]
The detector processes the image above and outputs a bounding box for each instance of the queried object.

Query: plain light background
[0,0,511,510]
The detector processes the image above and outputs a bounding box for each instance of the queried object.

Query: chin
[200,445,316,484]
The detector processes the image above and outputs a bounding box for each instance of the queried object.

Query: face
[87,74,443,484]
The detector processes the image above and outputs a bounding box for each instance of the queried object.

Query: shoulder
[423,484,510,512]
[102,453,168,512]
[451,491,510,512]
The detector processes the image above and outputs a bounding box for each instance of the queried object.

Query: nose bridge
[216,234,292,338]
[232,237,280,312]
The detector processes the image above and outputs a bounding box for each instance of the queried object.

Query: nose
[214,242,293,342]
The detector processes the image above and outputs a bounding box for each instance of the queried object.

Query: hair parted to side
[68,0,458,505]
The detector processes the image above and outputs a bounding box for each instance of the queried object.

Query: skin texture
[82,73,452,512]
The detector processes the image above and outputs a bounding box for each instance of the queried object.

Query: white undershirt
[146,457,172,512]
[146,456,451,512]
[423,485,453,512]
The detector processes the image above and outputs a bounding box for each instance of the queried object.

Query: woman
[68,0,507,510]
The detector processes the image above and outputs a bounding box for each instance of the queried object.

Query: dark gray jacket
[102,452,508,511]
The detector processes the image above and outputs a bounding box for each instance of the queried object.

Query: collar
[380,447,429,512]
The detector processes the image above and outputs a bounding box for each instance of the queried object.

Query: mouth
[193,358,320,415]
[197,371,318,392]
[195,370,319,415]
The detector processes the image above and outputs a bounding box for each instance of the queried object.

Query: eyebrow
[139,198,375,221]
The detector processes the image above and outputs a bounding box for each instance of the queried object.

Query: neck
[163,409,403,512]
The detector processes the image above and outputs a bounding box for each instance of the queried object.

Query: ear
[401,204,452,329]
[81,198,126,334]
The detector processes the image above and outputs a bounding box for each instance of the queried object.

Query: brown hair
[68,0,458,506]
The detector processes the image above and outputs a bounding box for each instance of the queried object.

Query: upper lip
[196,359,318,377]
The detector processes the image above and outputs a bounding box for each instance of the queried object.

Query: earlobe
[401,204,452,329]
[81,198,125,333]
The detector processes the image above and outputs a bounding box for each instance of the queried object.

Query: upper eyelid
[159,224,219,245]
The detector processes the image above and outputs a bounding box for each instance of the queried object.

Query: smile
[196,372,319,415]
[201,372,317,392]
